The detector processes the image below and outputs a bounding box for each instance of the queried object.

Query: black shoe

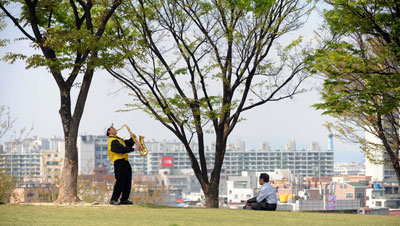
[109,200,119,205]
[120,200,133,205]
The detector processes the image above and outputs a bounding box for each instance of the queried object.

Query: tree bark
[203,182,219,208]
[54,93,81,203]
[54,67,94,203]
[198,134,226,208]
[55,138,80,203]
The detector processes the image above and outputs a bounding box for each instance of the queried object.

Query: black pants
[249,202,277,211]
[111,159,132,202]
[247,197,277,211]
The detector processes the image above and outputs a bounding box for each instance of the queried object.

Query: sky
[0,5,365,163]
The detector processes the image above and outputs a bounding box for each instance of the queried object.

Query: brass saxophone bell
[116,124,149,156]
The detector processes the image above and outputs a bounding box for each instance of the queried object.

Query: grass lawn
[0,204,399,226]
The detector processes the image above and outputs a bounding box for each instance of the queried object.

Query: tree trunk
[55,134,80,203]
[203,182,219,208]
[202,139,225,208]
[392,161,400,195]
[54,87,84,203]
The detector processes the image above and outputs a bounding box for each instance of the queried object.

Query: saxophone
[116,124,149,156]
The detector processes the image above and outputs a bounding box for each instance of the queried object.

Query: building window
[346,193,353,198]
[229,190,232,194]
[357,193,364,198]
[376,201,382,207]
[46,161,58,165]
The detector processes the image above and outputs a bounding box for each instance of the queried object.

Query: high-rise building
[0,137,64,184]
[76,136,334,179]
[40,148,64,183]
[141,139,334,179]
[224,145,333,178]
[365,132,397,181]
[77,135,111,175]
[0,149,40,183]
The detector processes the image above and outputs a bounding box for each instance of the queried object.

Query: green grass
[0,204,399,226]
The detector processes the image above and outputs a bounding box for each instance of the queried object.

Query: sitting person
[244,173,277,211]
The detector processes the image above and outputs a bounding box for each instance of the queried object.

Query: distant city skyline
[1,131,361,164]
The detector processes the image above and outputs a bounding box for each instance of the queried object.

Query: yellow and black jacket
[108,135,135,162]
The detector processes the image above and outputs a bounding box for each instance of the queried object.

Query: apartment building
[0,137,63,184]
[76,135,334,179]
[40,147,64,183]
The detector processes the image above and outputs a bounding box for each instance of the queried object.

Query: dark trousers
[247,197,277,211]
[111,159,132,202]
[249,202,277,211]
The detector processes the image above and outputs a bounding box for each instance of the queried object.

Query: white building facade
[364,132,397,181]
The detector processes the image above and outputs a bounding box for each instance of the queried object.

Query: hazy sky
[0,7,365,163]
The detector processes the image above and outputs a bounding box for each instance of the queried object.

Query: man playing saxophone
[106,126,140,205]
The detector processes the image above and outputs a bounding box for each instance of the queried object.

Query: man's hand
[134,146,142,152]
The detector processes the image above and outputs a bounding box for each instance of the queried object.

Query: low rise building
[158,169,202,194]
[366,184,400,209]
[334,162,365,175]
[335,182,368,207]
[226,171,259,203]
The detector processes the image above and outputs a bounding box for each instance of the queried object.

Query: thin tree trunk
[392,160,400,195]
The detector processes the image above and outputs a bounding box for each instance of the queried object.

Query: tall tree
[309,0,400,187]
[0,0,123,203]
[108,0,313,207]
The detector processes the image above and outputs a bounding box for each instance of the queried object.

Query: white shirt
[256,182,277,204]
